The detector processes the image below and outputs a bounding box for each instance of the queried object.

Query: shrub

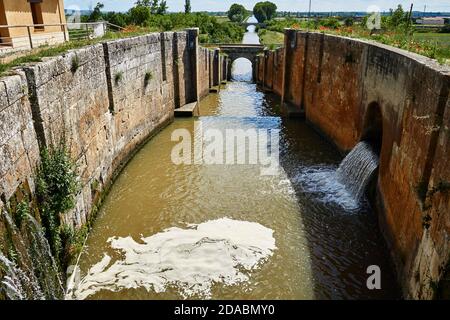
[36,144,79,266]
[344,17,354,27]
[103,12,128,28]
[439,25,450,33]
[319,18,341,30]
[13,200,30,228]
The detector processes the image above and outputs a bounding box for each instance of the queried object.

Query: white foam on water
[69,218,276,300]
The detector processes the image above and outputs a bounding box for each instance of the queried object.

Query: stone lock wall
[211,49,220,87]
[0,72,40,208]
[198,47,211,98]
[23,44,112,227]
[256,30,450,299]
[272,48,284,96]
[0,29,217,235]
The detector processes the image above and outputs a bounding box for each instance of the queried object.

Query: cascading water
[296,141,379,211]
[0,211,64,300]
[336,141,379,201]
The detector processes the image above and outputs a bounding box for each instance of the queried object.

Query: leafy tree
[150,0,159,14]
[135,0,163,15]
[157,0,168,14]
[253,1,277,23]
[185,0,191,14]
[227,4,246,23]
[129,4,151,26]
[253,5,267,23]
[387,5,407,28]
[103,11,128,27]
[135,0,151,6]
[88,2,104,22]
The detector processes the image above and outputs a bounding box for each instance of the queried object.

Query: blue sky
[64,1,450,12]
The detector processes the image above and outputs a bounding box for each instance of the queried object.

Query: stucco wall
[3,0,66,36]
[256,30,450,299]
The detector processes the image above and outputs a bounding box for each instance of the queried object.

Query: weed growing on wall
[60,224,88,269]
[144,71,153,87]
[35,143,79,268]
[13,201,29,229]
[114,71,124,85]
[70,55,80,74]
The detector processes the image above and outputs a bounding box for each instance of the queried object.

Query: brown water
[71,22,400,300]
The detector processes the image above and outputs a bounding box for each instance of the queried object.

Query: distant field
[413,32,450,49]
[413,32,450,61]
[215,16,230,23]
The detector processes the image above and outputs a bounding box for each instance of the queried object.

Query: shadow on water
[276,112,402,299]
[223,82,402,298]
[201,75,402,299]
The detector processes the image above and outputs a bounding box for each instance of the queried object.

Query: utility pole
[307,0,312,31]
[407,3,414,35]
[408,4,414,23]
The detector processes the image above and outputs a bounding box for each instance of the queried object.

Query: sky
[64,0,450,13]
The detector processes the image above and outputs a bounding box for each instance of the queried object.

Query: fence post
[62,24,67,42]
[85,24,89,39]
[27,26,33,49]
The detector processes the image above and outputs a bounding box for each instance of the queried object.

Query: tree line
[83,1,245,44]
[227,2,278,23]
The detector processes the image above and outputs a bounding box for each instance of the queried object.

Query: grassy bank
[0,29,157,77]
[413,32,450,49]
[258,29,284,46]
[261,18,450,65]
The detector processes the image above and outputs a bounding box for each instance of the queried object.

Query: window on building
[29,0,44,31]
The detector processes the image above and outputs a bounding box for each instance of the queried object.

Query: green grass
[413,32,450,63]
[261,17,450,64]
[258,29,285,46]
[413,32,450,49]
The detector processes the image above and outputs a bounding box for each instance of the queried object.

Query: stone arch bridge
[214,44,265,81]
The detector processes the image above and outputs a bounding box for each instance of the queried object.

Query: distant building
[416,17,449,25]
[0,0,68,49]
